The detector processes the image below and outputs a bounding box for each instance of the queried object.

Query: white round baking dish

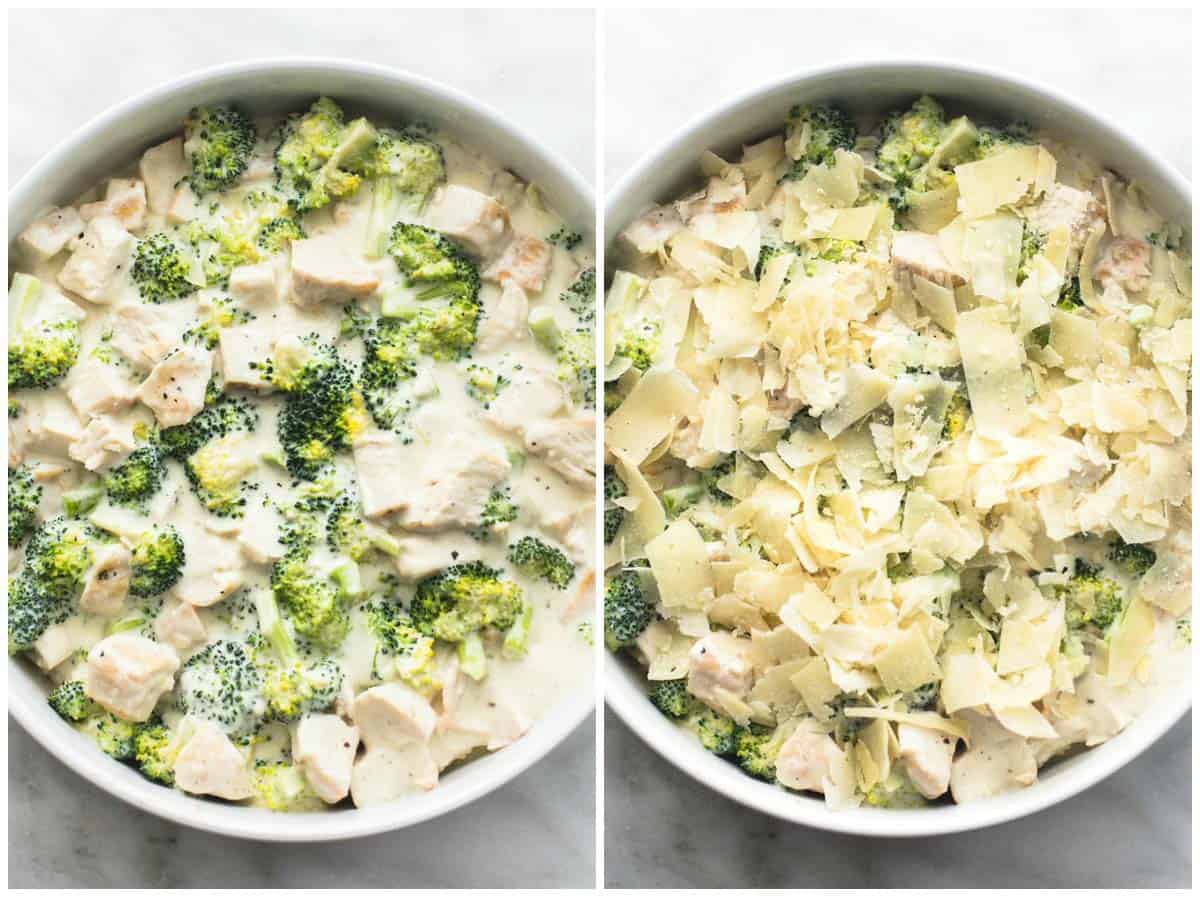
[9,57,595,843]
[604,59,1191,837]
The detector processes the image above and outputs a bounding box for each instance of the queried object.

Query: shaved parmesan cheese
[873,626,941,693]
[1107,596,1156,686]
[605,370,697,464]
[819,364,890,438]
[954,145,1055,219]
[962,213,1023,300]
[956,306,1027,438]
[693,281,766,358]
[645,518,713,611]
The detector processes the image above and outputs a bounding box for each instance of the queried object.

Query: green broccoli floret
[8,465,42,547]
[363,598,436,689]
[48,680,98,722]
[410,562,524,642]
[159,393,258,460]
[359,128,446,256]
[701,455,736,504]
[388,222,482,309]
[560,267,596,323]
[507,536,575,589]
[660,482,706,518]
[529,310,596,409]
[1056,558,1126,632]
[183,105,256,195]
[260,656,343,723]
[61,482,104,518]
[973,122,1034,160]
[81,713,139,760]
[274,97,374,213]
[464,364,508,408]
[131,233,197,303]
[129,525,185,598]
[649,679,694,719]
[612,319,661,373]
[942,388,971,441]
[326,493,400,562]
[877,96,947,179]
[272,339,365,480]
[179,217,261,290]
[176,639,264,742]
[20,515,95,602]
[603,465,627,545]
[864,770,930,808]
[1017,223,1046,286]
[784,104,857,179]
[603,570,654,650]
[469,486,519,541]
[733,724,794,782]
[8,273,82,390]
[271,554,350,650]
[547,226,583,250]
[1057,276,1084,311]
[183,432,257,516]
[256,216,305,253]
[252,760,322,811]
[687,708,737,755]
[1108,538,1156,577]
[102,445,165,507]
[133,720,179,785]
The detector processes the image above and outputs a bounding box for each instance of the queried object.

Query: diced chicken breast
[775,723,845,794]
[85,632,180,722]
[350,742,438,807]
[353,683,439,749]
[9,397,84,461]
[289,237,380,306]
[897,723,956,799]
[219,322,275,389]
[440,680,532,752]
[17,206,85,261]
[891,231,966,288]
[173,720,254,801]
[229,260,282,307]
[139,137,189,215]
[57,215,134,304]
[154,601,207,653]
[675,176,747,222]
[1094,236,1153,294]
[485,368,565,436]
[397,444,511,531]
[292,714,361,804]
[136,346,213,427]
[475,282,530,353]
[236,501,286,564]
[1024,182,1106,254]
[621,204,683,255]
[79,543,132,617]
[80,178,148,232]
[68,415,137,471]
[65,360,137,418]
[166,185,200,225]
[687,631,756,710]
[524,415,595,486]
[29,623,77,671]
[483,235,553,293]
[949,710,1039,804]
[391,531,481,581]
[425,184,510,259]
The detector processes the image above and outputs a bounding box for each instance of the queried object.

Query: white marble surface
[603,7,1191,890]
[8,9,595,889]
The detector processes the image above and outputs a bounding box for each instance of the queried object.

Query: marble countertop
[603,7,1191,890]
[8,9,595,890]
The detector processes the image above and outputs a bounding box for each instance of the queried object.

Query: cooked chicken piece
[891,231,966,288]
[228,260,282,307]
[68,415,137,471]
[897,723,956,799]
[176,537,244,608]
[675,176,747,222]
[485,368,565,435]
[292,714,361,804]
[475,282,530,353]
[65,360,137,417]
[687,631,756,709]
[391,531,481,581]
[396,444,511,531]
[425,184,510,259]
[621,205,683,255]
[349,742,438,807]
[236,501,286,564]
[110,303,181,371]
[166,185,201,225]
[668,416,725,470]
[353,683,439,749]
[483,235,553,293]
[79,543,132,617]
[1094,236,1153,294]
[136,346,212,427]
[173,720,254,801]
[949,709,1038,803]
[534,505,591,564]
[17,206,85,261]
[57,215,134,304]
[440,680,532,752]
[80,178,148,232]
[9,397,84,461]
[85,632,180,722]
[154,601,207,653]
[775,723,845,794]
[219,322,275,389]
[138,137,189,215]
[289,237,380,306]
[1023,182,1106,254]
[30,621,91,670]
[523,416,595,486]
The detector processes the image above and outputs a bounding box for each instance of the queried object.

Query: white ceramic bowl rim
[605,57,1191,838]
[9,57,595,843]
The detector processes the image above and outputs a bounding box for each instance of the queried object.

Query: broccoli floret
[184,432,257,516]
[507,536,575,589]
[8,273,82,390]
[941,388,971,441]
[48,680,98,722]
[131,233,196,303]
[256,216,305,253]
[387,222,481,311]
[133,720,178,785]
[660,482,706,518]
[864,770,930,808]
[20,515,95,602]
[612,319,661,373]
[8,465,41,547]
[324,494,398,562]
[274,97,373,213]
[469,486,519,541]
[81,713,139,760]
[252,760,321,811]
[260,656,343,723]
[464,364,508,407]
[1057,276,1084,311]
[176,639,265,742]
[784,104,857,179]
[271,554,350,650]
[603,570,653,650]
[359,128,446,256]
[1056,558,1126,632]
[547,226,583,250]
[159,393,258,460]
[877,96,947,179]
[363,598,436,690]
[62,482,104,518]
[687,708,737,755]
[701,455,736,504]
[560,267,596,324]
[410,562,524,642]
[183,105,255,195]
[649,679,694,719]
[973,122,1034,159]
[733,724,793,782]
[102,445,165,507]
[129,525,185,598]
[272,339,364,480]
[603,465,627,545]
[529,310,596,409]
[1108,538,1156,577]
[1017,223,1046,286]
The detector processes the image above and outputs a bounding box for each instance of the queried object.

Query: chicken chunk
[775,723,845,794]
[687,631,756,711]
[949,710,1039,804]
[353,683,439,749]
[485,368,565,436]
[80,178,148,233]
[475,281,530,353]
[289,237,380,306]
[57,215,134,304]
[390,531,481,581]
[17,206,85,261]
[1024,182,1105,254]
[426,184,510,259]
[79,543,132,617]
[176,549,244,607]
[65,360,137,418]
[1094,236,1153,294]
[9,396,84,461]
[292,714,361,804]
[219,322,275,389]
[136,346,212,427]
[154,601,207,653]
[523,415,595,486]
[897,723,956,799]
[236,501,286,564]
[30,623,78,671]
[483,235,553,293]
[109,302,181,372]
[173,720,254,801]
[891,231,966,288]
[166,185,200,225]
[68,415,137,471]
[138,137,189,215]
[85,632,180,722]
[675,176,747,222]
[349,742,438,807]
[621,204,684,255]
[228,260,283,307]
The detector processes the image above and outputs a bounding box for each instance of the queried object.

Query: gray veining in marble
[603,7,1191,890]
[8,8,595,889]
